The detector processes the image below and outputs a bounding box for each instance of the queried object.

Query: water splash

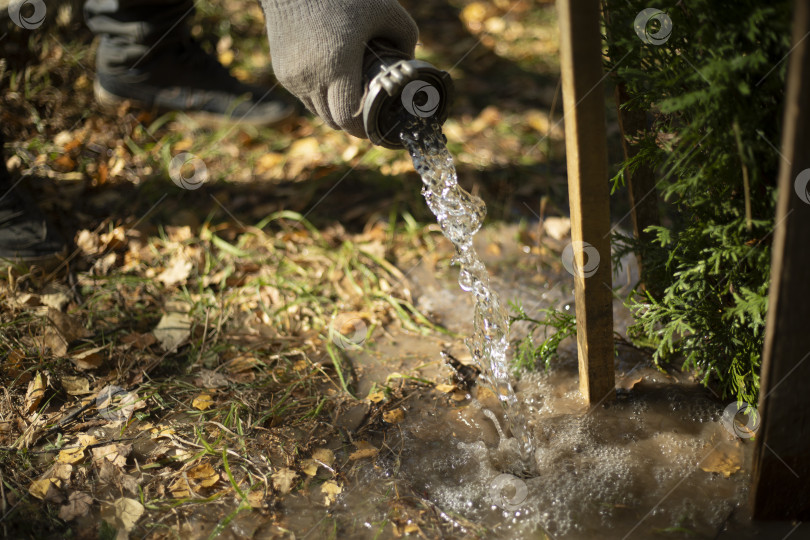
[400,116,533,461]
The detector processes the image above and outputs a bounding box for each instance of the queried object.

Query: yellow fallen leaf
[301,459,319,477]
[62,376,91,396]
[349,441,379,461]
[57,446,85,464]
[366,391,386,403]
[188,463,219,487]
[321,480,342,506]
[192,394,214,410]
[271,468,297,495]
[312,448,335,467]
[29,477,61,501]
[169,476,191,498]
[247,490,265,508]
[77,433,98,447]
[700,444,743,478]
[108,497,144,533]
[382,409,405,424]
[435,383,456,393]
[25,372,45,414]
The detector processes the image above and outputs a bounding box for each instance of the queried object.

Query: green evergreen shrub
[603,0,792,403]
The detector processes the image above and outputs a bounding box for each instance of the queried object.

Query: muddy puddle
[185,224,804,539]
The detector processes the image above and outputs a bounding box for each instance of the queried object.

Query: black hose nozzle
[363,57,453,149]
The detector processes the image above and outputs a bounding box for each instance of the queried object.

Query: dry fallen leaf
[58,492,93,522]
[435,383,456,393]
[271,468,297,495]
[366,391,386,403]
[153,311,192,352]
[57,446,85,465]
[61,376,91,396]
[92,443,131,468]
[321,480,342,506]
[120,332,156,350]
[312,448,335,467]
[188,463,219,488]
[349,440,379,461]
[103,497,144,535]
[25,372,46,414]
[382,409,405,424]
[51,462,73,482]
[700,444,743,478]
[70,347,105,371]
[192,393,214,411]
[301,460,319,477]
[29,477,62,503]
[156,254,193,287]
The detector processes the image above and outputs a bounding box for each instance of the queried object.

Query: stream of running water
[400,116,534,464]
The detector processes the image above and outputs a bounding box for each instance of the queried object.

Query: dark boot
[0,134,67,270]
[85,0,295,126]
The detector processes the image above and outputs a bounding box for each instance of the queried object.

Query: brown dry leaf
[51,462,73,482]
[29,477,62,503]
[192,393,214,411]
[58,492,93,522]
[247,490,265,508]
[48,308,88,340]
[92,443,131,468]
[77,433,99,447]
[435,383,456,393]
[153,311,192,352]
[366,391,386,403]
[169,476,191,498]
[99,227,127,251]
[61,376,91,396]
[321,480,342,506]
[271,468,297,494]
[70,347,105,371]
[57,446,85,465]
[382,409,405,424]
[104,497,144,535]
[40,283,72,311]
[225,355,259,373]
[349,440,379,461]
[188,463,219,488]
[617,374,644,392]
[255,152,285,174]
[156,255,193,287]
[301,459,319,477]
[120,332,156,350]
[700,444,743,478]
[312,448,335,467]
[25,372,46,414]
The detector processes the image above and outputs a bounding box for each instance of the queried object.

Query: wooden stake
[557,0,615,404]
[750,0,810,520]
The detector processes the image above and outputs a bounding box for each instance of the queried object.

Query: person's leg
[0,132,66,269]
[85,0,294,126]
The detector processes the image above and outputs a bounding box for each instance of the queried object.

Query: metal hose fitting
[363,57,453,149]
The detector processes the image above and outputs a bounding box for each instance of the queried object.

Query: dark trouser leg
[84,0,194,73]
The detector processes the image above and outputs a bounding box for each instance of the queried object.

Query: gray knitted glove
[262,0,419,138]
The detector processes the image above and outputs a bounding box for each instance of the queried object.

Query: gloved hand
[262,0,419,138]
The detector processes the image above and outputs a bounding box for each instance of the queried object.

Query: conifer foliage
[604,0,792,403]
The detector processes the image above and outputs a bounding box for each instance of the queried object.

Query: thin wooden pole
[557,0,615,404]
[750,0,810,520]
